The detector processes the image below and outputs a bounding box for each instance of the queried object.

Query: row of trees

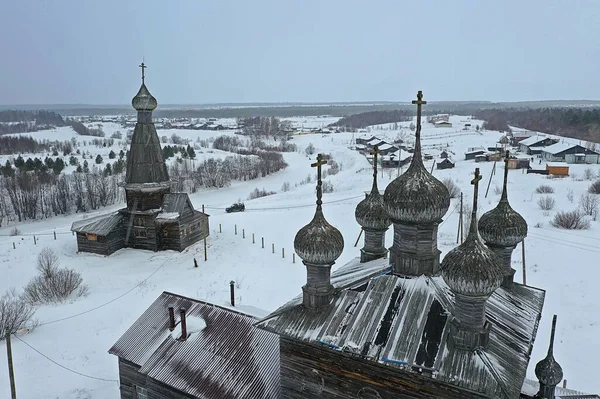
[0,168,122,226]
[163,144,196,160]
[236,116,293,137]
[0,110,65,135]
[330,110,412,130]
[212,135,296,154]
[472,107,600,141]
[0,136,75,156]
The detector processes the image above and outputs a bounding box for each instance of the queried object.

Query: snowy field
[1,115,599,397]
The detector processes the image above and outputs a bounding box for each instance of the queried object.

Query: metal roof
[162,193,193,214]
[519,135,555,147]
[256,260,545,399]
[109,292,280,399]
[70,212,123,235]
[543,142,595,155]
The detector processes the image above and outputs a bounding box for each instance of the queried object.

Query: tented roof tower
[125,62,170,211]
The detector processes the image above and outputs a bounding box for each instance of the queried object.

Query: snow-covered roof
[378,143,397,151]
[543,142,588,155]
[367,138,386,145]
[519,135,556,147]
[109,292,280,398]
[257,260,545,399]
[546,162,569,168]
[71,212,123,236]
[434,120,452,125]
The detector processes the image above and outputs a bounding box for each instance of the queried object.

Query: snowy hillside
[1,115,599,397]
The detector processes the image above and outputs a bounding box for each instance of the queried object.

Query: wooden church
[71,64,209,255]
[109,92,581,399]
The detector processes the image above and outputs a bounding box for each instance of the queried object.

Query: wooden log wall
[279,338,489,399]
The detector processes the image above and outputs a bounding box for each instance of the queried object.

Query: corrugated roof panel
[109,292,280,399]
[71,212,123,235]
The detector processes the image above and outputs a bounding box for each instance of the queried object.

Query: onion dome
[535,315,564,387]
[383,92,450,224]
[132,83,158,111]
[356,152,391,230]
[294,154,344,265]
[294,207,344,264]
[479,152,527,247]
[441,169,503,296]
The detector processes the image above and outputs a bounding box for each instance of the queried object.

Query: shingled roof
[256,260,545,399]
[109,292,280,399]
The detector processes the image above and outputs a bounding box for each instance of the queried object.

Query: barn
[546,163,569,176]
[72,213,125,256]
[464,148,486,160]
[542,142,600,163]
[519,136,559,155]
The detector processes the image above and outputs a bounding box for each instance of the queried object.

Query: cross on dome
[311,154,327,207]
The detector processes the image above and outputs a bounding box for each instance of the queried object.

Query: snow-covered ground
[1,115,599,397]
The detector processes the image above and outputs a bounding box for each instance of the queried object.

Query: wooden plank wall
[279,338,489,399]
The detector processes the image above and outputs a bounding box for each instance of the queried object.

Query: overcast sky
[1,0,599,105]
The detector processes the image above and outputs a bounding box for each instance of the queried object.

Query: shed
[465,148,486,160]
[436,158,455,170]
[440,150,449,159]
[475,154,488,162]
[109,291,280,399]
[71,213,125,256]
[546,163,569,176]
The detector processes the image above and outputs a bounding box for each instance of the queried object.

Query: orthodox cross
[471,167,482,212]
[311,153,327,206]
[139,61,147,83]
[370,145,381,178]
[412,90,427,131]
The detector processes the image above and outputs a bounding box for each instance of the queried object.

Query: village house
[519,135,559,155]
[434,120,453,128]
[71,66,209,255]
[509,130,534,146]
[427,113,450,123]
[355,135,378,145]
[541,142,600,163]
[436,157,455,169]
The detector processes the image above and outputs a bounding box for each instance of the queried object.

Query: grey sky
[1,0,599,105]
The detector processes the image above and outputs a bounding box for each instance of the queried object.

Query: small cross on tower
[412,90,427,131]
[370,145,381,178]
[139,61,147,83]
[311,153,327,206]
[471,167,482,211]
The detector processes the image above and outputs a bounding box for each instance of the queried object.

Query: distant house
[507,158,531,170]
[542,142,600,163]
[377,143,399,155]
[427,114,449,123]
[440,150,449,159]
[365,138,387,149]
[519,136,559,155]
[356,136,377,145]
[546,163,569,176]
[437,158,455,170]
[109,292,280,399]
[381,150,411,167]
[475,154,488,163]
[465,148,486,160]
[434,121,453,128]
[510,131,534,146]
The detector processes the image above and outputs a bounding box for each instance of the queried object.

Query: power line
[12,334,118,383]
[38,253,175,327]
[204,194,365,211]
[528,232,600,254]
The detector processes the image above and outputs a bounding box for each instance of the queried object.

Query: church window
[134,386,148,399]
[86,233,97,241]
[134,228,147,238]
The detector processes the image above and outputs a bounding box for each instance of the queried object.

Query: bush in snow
[588,179,600,194]
[535,184,554,194]
[579,193,599,219]
[0,288,37,337]
[566,188,574,203]
[23,247,89,304]
[584,168,595,181]
[441,177,460,199]
[322,181,334,193]
[551,210,591,230]
[537,196,556,211]
[9,226,21,236]
[247,188,276,200]
[281,181,291,192]
[305,143,315,156]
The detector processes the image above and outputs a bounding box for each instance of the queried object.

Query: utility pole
[457,193,464,244]
[485,161,496,198]
[6,329,17,399]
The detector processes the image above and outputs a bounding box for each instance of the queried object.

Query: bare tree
[0,288,37,336]
[579,193,600,219]
[551,210,591,230]
[537,196,556,211]
[442,177,460,199]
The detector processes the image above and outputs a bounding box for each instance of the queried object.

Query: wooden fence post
[53,231,56,240]
[252,233,255,244]
[272,243,275,254]
[282,248,285,258]
[261,237,264,249]
[219,223,222,233]
[33,236,36,245]
[242,229,245,239]
[293,253,296,263]
[12,243,15,249]
[234,225,237,235]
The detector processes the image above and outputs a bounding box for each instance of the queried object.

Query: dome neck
[500,150,510,202]
[370,146,380,195]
